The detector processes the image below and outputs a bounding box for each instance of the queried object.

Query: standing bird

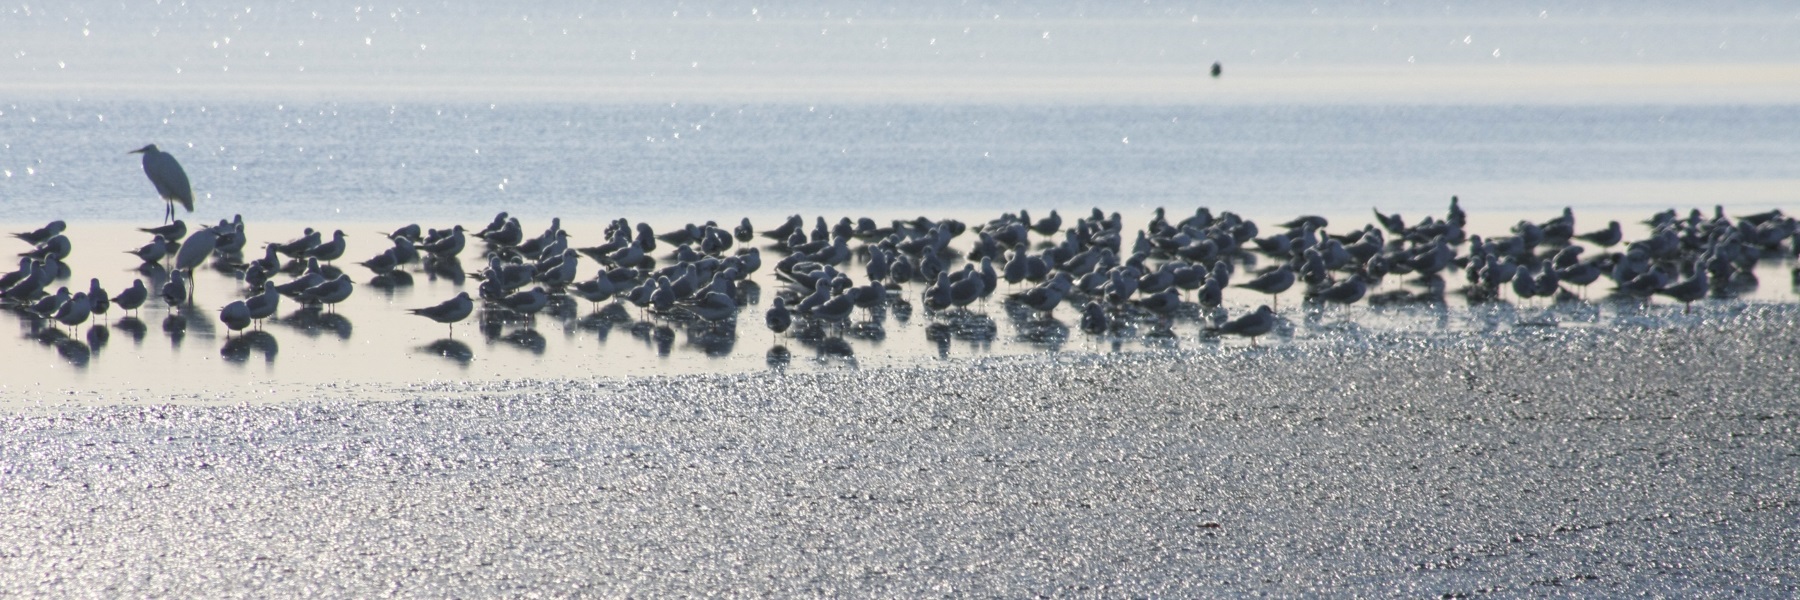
[1234,264,1296,309]
[218,300,253,336]
[1209,305,1277,345]
[112,279,149,315]
[53,292,93,332]
[244,281,281,327]
[305,230,349,264]
[409,292,474,336]
[161,270,189,308]
[131,144,194,224]
[765,296,793,338]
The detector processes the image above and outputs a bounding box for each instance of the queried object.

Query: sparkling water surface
[2,2,1797,595]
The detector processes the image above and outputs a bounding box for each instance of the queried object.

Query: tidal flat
[3,305,1795,596]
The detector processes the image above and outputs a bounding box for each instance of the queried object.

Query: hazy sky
[7,1,1799,103]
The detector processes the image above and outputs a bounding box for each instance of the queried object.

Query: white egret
[130,144,194,224]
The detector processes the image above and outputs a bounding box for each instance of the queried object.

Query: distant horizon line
[8,64,1799,105]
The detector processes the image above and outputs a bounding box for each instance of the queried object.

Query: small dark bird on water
[1211,62,1222,78]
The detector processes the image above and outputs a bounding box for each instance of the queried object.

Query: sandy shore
[2,306,1797,596]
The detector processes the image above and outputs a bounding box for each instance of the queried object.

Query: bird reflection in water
[85,324,110,353]
[766,344,791,371]
[54,337,91,367]
[163,314,187,348]
[926,323,951,358]
[500,328,547,355]
[220,330,279,364]
[1011,317,1068,351]
[805,336,857,368]
[939,312,997,353]
[366,270,414,293]
[684,324,736,357]
[652,325,676,356]
[890,298,912,324]
[281,307,353,340]
[421,338,474,365]
[115,317,148,345]
[576,302,633,341]
[30,326,92,368]
[423,256,466,286]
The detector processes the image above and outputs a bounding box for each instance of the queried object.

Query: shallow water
[1,206,1794,404]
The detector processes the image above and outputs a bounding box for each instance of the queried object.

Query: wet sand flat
[2,306,1796,596]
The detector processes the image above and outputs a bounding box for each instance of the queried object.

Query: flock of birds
[2,144,1797,367]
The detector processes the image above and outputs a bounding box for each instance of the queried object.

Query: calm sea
[2,102,1796,225]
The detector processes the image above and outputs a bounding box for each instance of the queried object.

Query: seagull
[498,286,550,315]
[244,281,281,327]
[358,248,400,275]
[1575,220,1623,247]
[139,220,188,243]
[1234,264,1295,309]
[86,279,111,318]
[1079,300,1110,334]
[11,220,66,246]
[126,235,171,264]
[1655,266,1708,313]
[274,228,322,259]
[765,296,793,338]
[305,230,348,263]
[808,291,856,331]
[1315,274,1369,307]
[681,291,739,323]
[22,234,72,261]
[420,225,466,258]
[111,279,149,315]
[27,287,71,320]
[219,300,253,336]
[1209,305,1276,345]
[300,274,355,311]
[131,144,194,224]
[409,292,474,335]
[569,275,617,310]
[52,292,92,332]
[160,270,188,307]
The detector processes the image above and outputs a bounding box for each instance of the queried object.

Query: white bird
[173,224,220,274]
[131,144,194,224]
